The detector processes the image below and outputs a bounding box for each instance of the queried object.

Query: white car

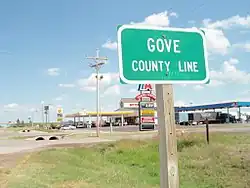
[60,124,76,130]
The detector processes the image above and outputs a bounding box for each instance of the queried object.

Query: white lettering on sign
[147,38,155,52]
[178,61,199,72]
[132,60,170,72]
[147,38,181,53]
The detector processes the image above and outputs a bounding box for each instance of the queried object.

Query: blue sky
[0,0,250,122]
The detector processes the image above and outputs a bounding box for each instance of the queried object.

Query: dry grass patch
[2,132,250,188]
[52,180,97,188]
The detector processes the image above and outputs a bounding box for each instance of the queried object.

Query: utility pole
[86,48,107,137]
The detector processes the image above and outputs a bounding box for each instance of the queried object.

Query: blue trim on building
[175,101,250,112]
[237,102,250,107]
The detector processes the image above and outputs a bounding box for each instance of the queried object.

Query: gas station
[64,110,134,127]
[64,83,157,129]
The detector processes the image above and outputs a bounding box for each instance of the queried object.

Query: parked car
[76,121,87,128]
[60,124,76,130]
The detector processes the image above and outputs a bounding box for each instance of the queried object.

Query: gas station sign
[57,107,64,122]
[139,101,155,130]
[141,117,155,123]
[141,109,155,115]
[140,102,155,108]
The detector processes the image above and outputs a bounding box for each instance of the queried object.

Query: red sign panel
[135,93,156,101]
[138,84,153,91]
[141,117,155,123]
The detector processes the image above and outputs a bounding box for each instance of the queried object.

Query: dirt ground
[0,152,26,169]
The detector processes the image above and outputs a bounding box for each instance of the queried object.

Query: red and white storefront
[118,99,158,125]
[116,84,159,125]
[122,102,139,109]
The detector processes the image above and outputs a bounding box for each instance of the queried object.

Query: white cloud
[130,12,232,55]
[55,104,62,108]
[129,88,137,93]
[200,14,250,55]
[29,108,39,112]
[102,11,177,51]
[239,90,250,95]
[47,68,60,76]
[102,40,117,50]
[103,85,121,96]
[208,79,225,87]
[193,58,247,90]
[180,84,187,87]
[77,72,119,92]
[2,103,21,112]
[210,58,250,85]
[174,100,199,107]
[169,12,178,18]
[105,104,116,111]
[58,83,75,88]
[174,100,186,107]
[201,28,231,55]
[226,58,239,64]
[4,103,19,109]
[80,86,96,92]
[55,96,63,101]
[192,79,225,91]
[103,13,248,57]
[54,94,67,101]
[240,30,250,34]
[203,15,250,30]
[233,42,250,52]
[193,85,204,90]
[131,11,177,27]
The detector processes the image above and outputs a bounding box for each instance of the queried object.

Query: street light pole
[31,109,38,127]
[86,48,107,137]
[47,104,53,125]
[96,66,100,136]
[41,101,44,124]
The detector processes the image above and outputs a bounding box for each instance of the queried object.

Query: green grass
[2,132,250,188]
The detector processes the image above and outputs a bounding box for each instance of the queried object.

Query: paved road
[71,123,250,133]
[0,133,157,155]
[1,123,250,155]
[0,137,116,154]
[0,129,70,139]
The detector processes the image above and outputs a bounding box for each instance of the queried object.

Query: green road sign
[120,78,126,84]
[117,25,209,84]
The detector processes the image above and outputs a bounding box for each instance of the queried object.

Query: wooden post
[205,118,209,144]
[156,84,179,188]
[110,119,113,134]
[121,114,124,126]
